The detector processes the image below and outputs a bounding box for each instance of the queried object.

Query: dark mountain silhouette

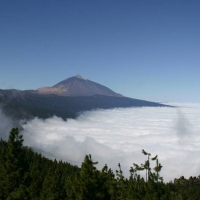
[0,75,171,121]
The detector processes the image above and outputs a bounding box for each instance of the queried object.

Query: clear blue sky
[1,0,200,102]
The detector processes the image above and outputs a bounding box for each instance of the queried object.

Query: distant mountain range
[0,75,171,121]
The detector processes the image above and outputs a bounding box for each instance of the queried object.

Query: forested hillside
[0,128,200,200]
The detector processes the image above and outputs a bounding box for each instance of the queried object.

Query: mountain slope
[0,89,170,121]
[0,75,172,121]
[37,75,122,97]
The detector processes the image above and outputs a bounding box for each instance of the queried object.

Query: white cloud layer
[2,103,200,182]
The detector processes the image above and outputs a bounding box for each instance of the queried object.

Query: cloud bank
[1,103,200,182]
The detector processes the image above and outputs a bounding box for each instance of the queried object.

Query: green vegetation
[0,128,200,200]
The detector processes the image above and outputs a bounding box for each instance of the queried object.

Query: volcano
[37,75,122,97]
[0,75,171,121]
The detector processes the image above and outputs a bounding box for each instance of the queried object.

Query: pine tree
[0,128,27,199]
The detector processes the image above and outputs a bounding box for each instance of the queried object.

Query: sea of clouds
[1,102,200,182]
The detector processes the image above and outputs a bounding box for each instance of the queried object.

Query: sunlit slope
[37,75,123,97]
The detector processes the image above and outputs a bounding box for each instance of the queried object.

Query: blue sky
[1,0,200,102]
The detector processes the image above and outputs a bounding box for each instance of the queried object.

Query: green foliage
[1,129,200,199]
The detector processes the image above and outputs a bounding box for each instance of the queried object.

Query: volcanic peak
[75,75,86,80]
[37,75,122,97]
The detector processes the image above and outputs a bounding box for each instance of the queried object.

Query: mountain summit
[0,75,171,120]
[37,75,123,97]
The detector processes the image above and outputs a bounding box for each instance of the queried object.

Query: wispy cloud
[0,109,15,140]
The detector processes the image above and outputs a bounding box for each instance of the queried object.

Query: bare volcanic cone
[37,75,123,97]
[0,75,171,121]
